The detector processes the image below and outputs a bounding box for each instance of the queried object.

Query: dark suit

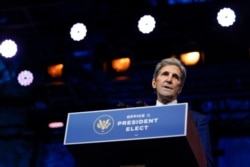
[192,110,214,167]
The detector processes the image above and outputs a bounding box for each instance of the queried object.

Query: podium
[64,103,206,167]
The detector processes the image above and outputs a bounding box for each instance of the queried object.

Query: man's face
[152,65,183,103]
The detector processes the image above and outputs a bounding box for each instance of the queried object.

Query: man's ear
[152,79,156,89]
[178,86,182,94]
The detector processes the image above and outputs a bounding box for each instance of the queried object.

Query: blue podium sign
[64,103,188,145]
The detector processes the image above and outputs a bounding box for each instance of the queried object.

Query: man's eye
[162,72,169,76]
[173,75,180,80]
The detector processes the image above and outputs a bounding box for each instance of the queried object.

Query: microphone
[117,100,148,108]
[117,101,128,108]
[134,99,148,107]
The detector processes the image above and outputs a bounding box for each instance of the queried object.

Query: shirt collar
[156,99,178,106]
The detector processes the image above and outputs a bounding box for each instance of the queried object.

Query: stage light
[70,22,87,41]
[17,70,34,86]
[48,121,64,129]
[217,7,236,27]
[180,51,200,66]
[111,57,131,72]
[0,39,18,58]
[137,14,156,34]
[47,64,64,78]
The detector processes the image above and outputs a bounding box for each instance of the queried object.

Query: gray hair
[152,57,187,87]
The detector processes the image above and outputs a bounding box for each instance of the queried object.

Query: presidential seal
[93,115,114,134]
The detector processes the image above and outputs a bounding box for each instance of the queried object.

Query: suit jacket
[192,110,214,167]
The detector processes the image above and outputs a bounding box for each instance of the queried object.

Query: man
[152,57,214,167]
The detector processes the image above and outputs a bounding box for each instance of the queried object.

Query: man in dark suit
[151,57,214,167]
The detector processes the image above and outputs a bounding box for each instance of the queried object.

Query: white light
[48,122,64,128]
[217,7,236,27]
[70,23,87,41]
[17,70,34,86]
[137,15,156,34]
[0,39,18,58]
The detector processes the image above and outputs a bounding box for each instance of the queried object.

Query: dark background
[0,0,250,166]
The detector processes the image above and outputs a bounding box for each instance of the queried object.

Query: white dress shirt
[155,99,178,106]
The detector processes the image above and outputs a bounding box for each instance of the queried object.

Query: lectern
[64,103,206,167]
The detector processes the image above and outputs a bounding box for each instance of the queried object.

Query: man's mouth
[163,85,171,89]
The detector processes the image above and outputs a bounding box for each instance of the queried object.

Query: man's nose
[165,75,172,82]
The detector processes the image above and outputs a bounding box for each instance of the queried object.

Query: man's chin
[160,95,174,103]
[162,93,173,98]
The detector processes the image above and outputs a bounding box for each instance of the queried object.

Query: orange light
[111,57,131,72]
[47,64,64,77]
[180,51,200,66]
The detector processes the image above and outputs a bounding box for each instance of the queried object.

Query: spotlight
[0,39,18,58]
[47,64,64,78]
[17,70,34,86]
[180,51,200,66]
[217,7,236,27]
[70,22,87,41]
[111,57,131,72]
[137,14,156,34]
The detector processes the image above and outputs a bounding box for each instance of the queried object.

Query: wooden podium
[64,103,206,167]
